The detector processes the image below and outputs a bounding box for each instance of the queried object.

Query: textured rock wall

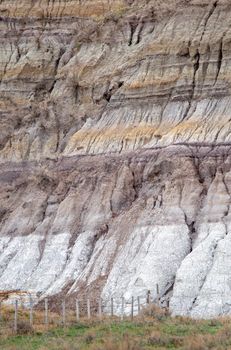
[0,0,231,318]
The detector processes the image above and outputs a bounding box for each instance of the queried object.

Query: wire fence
[0,286,228,334]
[0,288,163,334]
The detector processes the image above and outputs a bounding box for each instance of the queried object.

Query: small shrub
[15,321,33,335]
[141,304,169,320]
[92,335,141,350]
[183,335,209,350]
[148,331,183,348]
[208,319,220,328]
[85,333,95,344]
[147,331,170,346]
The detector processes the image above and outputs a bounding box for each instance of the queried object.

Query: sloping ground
[0,0,231,318]
[0,313,229,350]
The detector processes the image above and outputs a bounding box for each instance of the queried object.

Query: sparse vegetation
[0,305,230,349]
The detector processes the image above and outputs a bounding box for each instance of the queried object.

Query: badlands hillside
[0,0,231,318]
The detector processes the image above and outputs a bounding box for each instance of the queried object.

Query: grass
[0,306,231,350]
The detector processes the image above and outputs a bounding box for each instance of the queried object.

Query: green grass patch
[0,317,230,350]
[161,317,222,337]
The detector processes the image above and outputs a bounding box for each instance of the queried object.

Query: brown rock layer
[0,0,231,318]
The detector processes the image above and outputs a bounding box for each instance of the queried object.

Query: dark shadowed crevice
[214,39,223,84]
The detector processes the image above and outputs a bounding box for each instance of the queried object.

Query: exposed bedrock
[0,146,231,317]
[0,0,231,318]
[1,0,231,160]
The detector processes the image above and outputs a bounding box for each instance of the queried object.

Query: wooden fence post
[76,300,80,322]
[0,301,2,321]
[111,297,114,317]
[62,300,66,326]
[156,284,160,307]
[131,296,134,320]
[147,290,151,305]
[87,299,91,319]
[98,298,102,319]
[29,296,33,327]
[14,300,18,333]
[121,297,124,321]
[137,296,141,315]
[45,298,48,326]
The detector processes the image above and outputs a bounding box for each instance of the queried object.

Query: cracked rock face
[0,0,231,318]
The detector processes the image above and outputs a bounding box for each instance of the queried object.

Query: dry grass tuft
[15,321,34,335]
[184,335,210,350]
[184,326,231,350]
[91,335,140,350]
[148,330,184,348]
[141,303,169,320]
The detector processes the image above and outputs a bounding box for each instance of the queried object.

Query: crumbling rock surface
[0,0,231,318]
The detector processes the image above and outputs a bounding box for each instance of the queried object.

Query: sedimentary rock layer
[1,0,231,161]
[1,145,231,317]
[0,0,231,318]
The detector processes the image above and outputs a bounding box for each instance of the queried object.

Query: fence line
[98,298,102,319]
[1,283,230,334]
[62,300,66,326]
[29,296,33,326]
[87,299,91,319]
[14,300,18,333]
[76,299,80,321]
[45,298,48,325]
[0,284,174,333]
[121,296,125,321]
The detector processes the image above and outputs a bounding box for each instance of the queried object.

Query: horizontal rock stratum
[0,0,231,318]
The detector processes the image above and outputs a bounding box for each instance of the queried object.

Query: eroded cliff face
[1,0,231,318]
